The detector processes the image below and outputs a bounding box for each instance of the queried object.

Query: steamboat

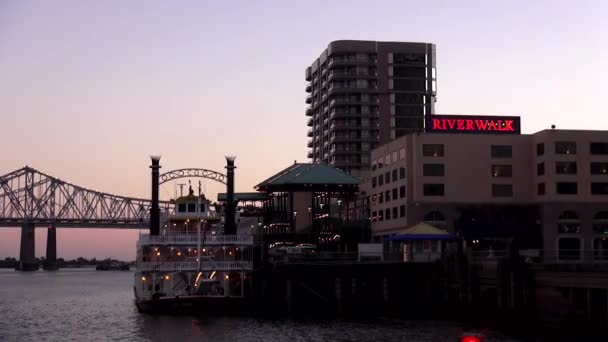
[134,156,254,313]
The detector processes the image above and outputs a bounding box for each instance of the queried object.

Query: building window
[378,174,384,186]
[537,162,545,176]
[399,148,406,160]
[400,186,406,198]
[392,169,398,182]
[187,203,196,212]
[379,192,384,203]
[591,162,608,175]
[392,207,398,219]
[423,144,444,157]
[371,211,377,222]
[385,190,390,202]
[392,188,398,200]
[399,167,406,179]
[556,161,577,174]
[591,183,608,195]
[371,177,377,188]
[558,238,581,261]
[590,142,608,155]
[537,183,545,195]
[555,141,576,155]
[423,184,444,196]
[491,145,512,158]
[492,184,513,197]
[178,203,186,212]
[491,165,512,177]
[385,208,391,220]
[400,205,406,217]
[379,210,384,221]
[423,164,445,177]
[593,237,608,261]
[593,212,608,235]
[556,182,578,195]
[537,143,544,156]
[385,172,390,184]
[557,211,581,234]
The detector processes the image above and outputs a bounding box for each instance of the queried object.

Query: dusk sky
[1,0,606,260]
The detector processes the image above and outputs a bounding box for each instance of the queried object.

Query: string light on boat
[225,275,229,280]
[141,276,146,281]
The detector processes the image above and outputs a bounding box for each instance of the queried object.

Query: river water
[0,269,521,341]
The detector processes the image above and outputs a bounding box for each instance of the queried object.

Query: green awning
[255,163,361,191]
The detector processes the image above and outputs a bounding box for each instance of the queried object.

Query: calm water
[0,269,521,342]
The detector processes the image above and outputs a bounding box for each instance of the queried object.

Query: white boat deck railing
[138,234,254,246]
[138,260,253,271]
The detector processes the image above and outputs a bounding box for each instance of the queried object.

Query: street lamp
[293,211,298,233]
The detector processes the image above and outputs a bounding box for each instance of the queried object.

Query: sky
[0,0,607,260]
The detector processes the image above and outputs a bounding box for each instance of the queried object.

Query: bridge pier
[17,223,38,271]
[43,227,58,270]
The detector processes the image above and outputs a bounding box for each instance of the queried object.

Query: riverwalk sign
[425,114,521,135]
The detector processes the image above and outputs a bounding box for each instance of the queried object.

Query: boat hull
[135,295,253,314]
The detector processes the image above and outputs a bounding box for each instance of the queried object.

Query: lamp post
[293,211,298,234]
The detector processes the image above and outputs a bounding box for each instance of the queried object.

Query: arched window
[424,211,446,229]
[593,211,608,235]
[557,211,581,234]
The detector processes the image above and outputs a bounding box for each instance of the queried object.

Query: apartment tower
[305,40,437,178]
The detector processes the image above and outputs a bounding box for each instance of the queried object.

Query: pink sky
[0,0,607,260]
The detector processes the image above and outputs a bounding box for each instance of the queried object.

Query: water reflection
[0,269,518,342]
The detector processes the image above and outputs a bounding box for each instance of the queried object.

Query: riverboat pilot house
[366,114,608,263]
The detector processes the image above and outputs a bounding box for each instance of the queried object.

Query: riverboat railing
[138,234,254,246]
[138,260,253,271]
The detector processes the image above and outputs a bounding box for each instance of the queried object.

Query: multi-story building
[367,114,608,262]
[305,40,437,179]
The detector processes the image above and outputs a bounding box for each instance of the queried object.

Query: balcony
[305,95,312,104]
[307,139,313,148]
[138,260,253,271]
[305,107,313,116]
[305,84,312,93]
[307,151,313,159]
[307,129,313,137]
[138,234,254,246]
[328,57,377,68]
[307,118,313,127]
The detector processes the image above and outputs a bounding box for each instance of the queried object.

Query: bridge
[0,163,229,270]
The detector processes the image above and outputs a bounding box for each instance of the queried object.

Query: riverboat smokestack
[225,156,237,235]
[150,156,161,236]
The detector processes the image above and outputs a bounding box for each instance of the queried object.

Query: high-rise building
[305,40,437,178]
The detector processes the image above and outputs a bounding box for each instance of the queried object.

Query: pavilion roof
[254,163,361,191]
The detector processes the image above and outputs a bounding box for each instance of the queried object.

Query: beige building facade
[367,128,608,261]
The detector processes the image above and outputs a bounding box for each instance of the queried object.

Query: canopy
[388,222,452,241]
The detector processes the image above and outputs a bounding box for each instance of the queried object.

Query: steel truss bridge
[0,166,227,229]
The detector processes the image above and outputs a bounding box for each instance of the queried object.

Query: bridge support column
[43,227,58,270]
[17,223,38,271]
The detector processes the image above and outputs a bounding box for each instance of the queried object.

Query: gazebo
[254,163,361,237]
[388,222,452,262]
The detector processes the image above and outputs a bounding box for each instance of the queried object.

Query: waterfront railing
[138,234,254,246]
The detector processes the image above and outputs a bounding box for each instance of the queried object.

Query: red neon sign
[425,115,521,135]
